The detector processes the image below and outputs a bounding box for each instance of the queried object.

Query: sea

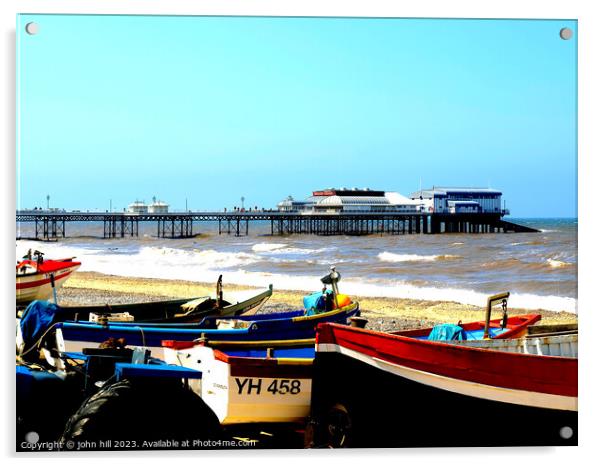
[15,218,577,314]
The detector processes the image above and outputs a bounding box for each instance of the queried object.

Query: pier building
[277,188,422,213]
[148,200,169,214]
[409,187,506,215]
[127,201,148,214]
[127,198,170,214]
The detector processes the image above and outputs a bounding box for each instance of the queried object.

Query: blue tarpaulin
[303,290,332,316]
[427,323,467,341]
[19,300,68,350]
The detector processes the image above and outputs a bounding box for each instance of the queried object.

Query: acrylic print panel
[16,14,577,451]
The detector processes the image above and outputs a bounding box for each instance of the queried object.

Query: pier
[16,211,539,241]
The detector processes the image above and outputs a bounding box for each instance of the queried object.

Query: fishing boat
[48,302,358,364]
[17,279,272,358]
[394,292,541,341]
[306,322,578,448]
[49,276,273,323]
[17,336,315,447]
[32,268,359,365]
[16,250,81,305]
[163,338,315,425]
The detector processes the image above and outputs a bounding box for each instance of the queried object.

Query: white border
[3,0,601,464]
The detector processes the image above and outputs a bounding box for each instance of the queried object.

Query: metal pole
[483,292,510,339]
[50,273,58,304]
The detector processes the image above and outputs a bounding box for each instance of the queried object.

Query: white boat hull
[16,264,80,304]
[165,345,313,425]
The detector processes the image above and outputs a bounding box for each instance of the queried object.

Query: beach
[61,271,577,332]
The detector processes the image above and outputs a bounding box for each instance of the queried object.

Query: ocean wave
[16,240,91,262]
[547,258,571,268]
[251,243,287,252]
[481,257,574,271]
[15,240,576,313]
[137,246,260,269]
[16,241,261,276]
[481,258,524,269]
[276,247,334,255]
[253,243,334,256]
[510,240,545,246]
[378,252,460,263]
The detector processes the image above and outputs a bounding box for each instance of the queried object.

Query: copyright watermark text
[20,432,258,451]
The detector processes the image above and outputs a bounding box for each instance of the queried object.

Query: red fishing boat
[394,314,541,340]
[306,322,577,448]
[394,292,541,341]
[16,251,81,305]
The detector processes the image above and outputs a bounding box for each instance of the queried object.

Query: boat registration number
[235,377,302,395]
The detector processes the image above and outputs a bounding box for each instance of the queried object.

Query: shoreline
[61,272,577,331]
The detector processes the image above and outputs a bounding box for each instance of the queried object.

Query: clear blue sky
[17,15,577,217]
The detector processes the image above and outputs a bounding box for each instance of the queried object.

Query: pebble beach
[60,272,577,332]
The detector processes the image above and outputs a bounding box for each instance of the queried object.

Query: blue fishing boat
[26,268,359,366]
[48,302,357,364]
[18,336,317,449]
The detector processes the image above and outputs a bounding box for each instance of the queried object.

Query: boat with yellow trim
[28,268,359,365]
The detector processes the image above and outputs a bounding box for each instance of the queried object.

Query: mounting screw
[25,22,39,35]
[25,431,40,443]
[559,28,573,40]
[559,426,573,439]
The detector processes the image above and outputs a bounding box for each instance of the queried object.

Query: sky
[17,15,577,217]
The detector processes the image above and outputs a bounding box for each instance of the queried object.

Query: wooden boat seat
[216,319,252,330]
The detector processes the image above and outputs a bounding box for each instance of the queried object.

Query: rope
[135,326,146,348]
[18,322,61,358]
